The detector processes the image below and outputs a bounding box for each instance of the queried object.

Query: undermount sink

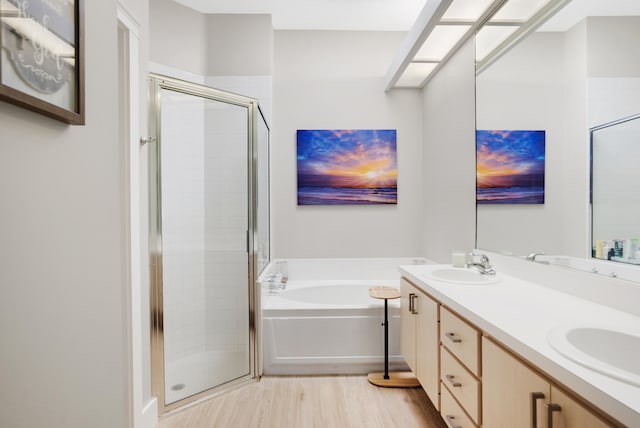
[547,325,640,387]
[421,266,500,285]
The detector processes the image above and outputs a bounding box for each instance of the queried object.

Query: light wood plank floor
[157,375,447,428]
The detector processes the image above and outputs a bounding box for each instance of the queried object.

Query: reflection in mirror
[475,25,582,258]
[591,114,640,265]
[475,2,640,270]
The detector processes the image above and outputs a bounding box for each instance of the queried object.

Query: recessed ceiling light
[396,62,438,87]
[491,0,553,22]
[475,25,519,61]
[442,0,497,21]
[414,25,471,61]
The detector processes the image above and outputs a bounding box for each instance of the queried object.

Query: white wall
[0,1,130,427]
[562,20,590,259]
[205,14,273,76]
[587,16,640,127]
[272,30,424,258]
[150,0,207,76]
[422,39,477,263]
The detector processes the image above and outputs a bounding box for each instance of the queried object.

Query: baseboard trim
[141,398,158,428]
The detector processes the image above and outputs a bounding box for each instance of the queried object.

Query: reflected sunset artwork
[476,130,545,204]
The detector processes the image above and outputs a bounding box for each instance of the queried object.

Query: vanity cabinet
[400,278,439,406]
[483,337,612,428]
[400,275,622,428]
[440,307,481,426]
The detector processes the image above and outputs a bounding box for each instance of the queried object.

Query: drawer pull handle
[445,332,462,343]
[445,374,461,387]
[445,415,462,428]
[410,294,419,314]
[547,403,562,428]
[408,293,415,313]
[531,392,545,427]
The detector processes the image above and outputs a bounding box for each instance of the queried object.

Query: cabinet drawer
[441,346,480,424]
[441,384,478,428]
[441,307,480,376]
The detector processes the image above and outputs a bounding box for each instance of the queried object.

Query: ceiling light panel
[396,62,438,87]
[475,25,519,61]
[491,0,553,22]
[414,24,470,61]
[441,0,496,21]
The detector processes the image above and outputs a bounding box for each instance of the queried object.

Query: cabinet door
[400,278,416,371]
[549,386,612,428]
[482,337,550,428]
[415,288,439,407]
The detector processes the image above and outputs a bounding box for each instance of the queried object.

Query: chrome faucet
[467,252,496,275]
[526,252,549,264]
[265,271,287,294]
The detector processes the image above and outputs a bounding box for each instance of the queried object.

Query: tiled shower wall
[161,92,207,362]
[161,90,250,364]
[203,102,249,355]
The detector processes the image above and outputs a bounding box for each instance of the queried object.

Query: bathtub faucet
[467,252,496,276]
[266,273,287,284]
[266,272,287,294]
[526,252,549,264]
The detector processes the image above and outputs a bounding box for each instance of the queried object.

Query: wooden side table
[367,286,420,388]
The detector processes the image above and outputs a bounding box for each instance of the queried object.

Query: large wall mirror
[475,0,640,267]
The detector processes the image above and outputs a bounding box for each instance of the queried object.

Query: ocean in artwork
[476,186,545,204]
[298,186,397,205]
[476,130,545,204]
[297,129,397,205]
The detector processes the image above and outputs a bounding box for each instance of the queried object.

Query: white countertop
[399,264,640,427]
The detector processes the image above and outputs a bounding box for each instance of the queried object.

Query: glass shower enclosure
[590,113,640,263]
[148,74,269,413]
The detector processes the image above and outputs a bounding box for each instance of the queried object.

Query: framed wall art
[476,130,545,204]
[297,129,397,205]
[0,0,84,124]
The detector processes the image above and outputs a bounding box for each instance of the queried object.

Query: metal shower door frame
[147,73,260,414]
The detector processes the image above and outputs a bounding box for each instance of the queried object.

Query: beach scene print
[476,130,545,204]
[297,129,397,205]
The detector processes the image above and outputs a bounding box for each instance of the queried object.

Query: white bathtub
[260,258,429,375]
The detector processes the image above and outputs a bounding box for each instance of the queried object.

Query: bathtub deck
[156,375,447,428]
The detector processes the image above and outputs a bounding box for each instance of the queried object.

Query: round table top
[368,286,401,300]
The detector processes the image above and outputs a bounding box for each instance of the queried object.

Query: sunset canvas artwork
[476,130,545,204]
[297,129,398,205]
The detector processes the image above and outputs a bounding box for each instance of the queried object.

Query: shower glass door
[149,75,258,411]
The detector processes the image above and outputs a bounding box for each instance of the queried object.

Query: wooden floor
[157,375,447,428]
